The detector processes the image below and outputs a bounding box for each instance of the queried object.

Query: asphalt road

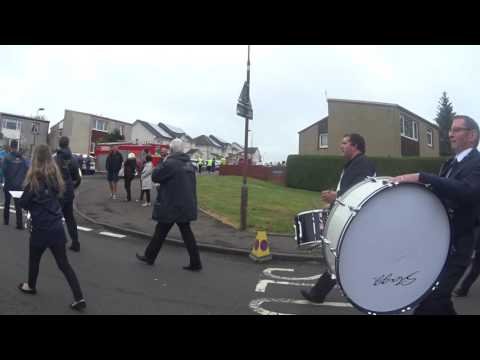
[0,206,479,315]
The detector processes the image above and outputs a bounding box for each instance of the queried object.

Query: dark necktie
[445,158,458,178]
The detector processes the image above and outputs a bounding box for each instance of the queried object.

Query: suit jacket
[419,149,480,265]
[337,154,376,197]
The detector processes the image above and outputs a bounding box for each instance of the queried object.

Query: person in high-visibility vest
[207,159,212,174]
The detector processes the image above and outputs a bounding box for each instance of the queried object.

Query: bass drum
[323,177,451,314]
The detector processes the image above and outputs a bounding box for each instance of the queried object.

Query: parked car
[75,154,96,175]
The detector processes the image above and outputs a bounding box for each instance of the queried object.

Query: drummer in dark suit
[300,133,376,303]
[393,115,480,315]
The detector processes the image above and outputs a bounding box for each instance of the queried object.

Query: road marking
[77,226,93,232]
[249,298,353,315]
[263,267,322,281]
[99,231,126,238]
[255,279,314,293]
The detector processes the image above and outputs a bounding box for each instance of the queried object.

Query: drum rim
[334,182,453,315]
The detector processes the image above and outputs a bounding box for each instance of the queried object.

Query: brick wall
[219,165,286,186]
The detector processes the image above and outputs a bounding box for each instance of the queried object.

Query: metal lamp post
[33,107,44,147]
[236,46,253,231]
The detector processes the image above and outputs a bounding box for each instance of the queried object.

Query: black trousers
[124,178,133,201]
[28,241,84,301]
[414,254,468,315]
[457,227,480,294]
[62,200,78,243]
[308,271,337,301]
[457,255,480,294]
[3,189,22,227]
[144,222,201,266]
[141,190,150,203]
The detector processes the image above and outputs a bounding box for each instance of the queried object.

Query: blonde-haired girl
[18,144,86,311]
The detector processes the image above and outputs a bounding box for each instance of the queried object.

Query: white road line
[99,231,126,238]
[249,298,353,315]
[255,279,314,293]
[262,267,322,281]
[77,226,93,232]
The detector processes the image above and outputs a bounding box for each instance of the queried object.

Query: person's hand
[321,190,337,204]
[390,173,420,183]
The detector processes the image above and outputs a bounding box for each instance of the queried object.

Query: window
[426,129,433,147]
[3,118,19,130]
[119,125,125,136]
[400,114,418,141]
[319,133,328,148]
[95,119,107,132]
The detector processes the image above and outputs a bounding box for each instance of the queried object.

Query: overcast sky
[0,45,478,162]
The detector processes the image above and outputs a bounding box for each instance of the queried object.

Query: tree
[97,128,125,143]
[434,91,455,156]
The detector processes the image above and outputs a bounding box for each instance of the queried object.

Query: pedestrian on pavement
[55,136,82,252]
[105,146,123,199]
[392,115,480,315]
[137,148,149,202]
[123,152,137,202]
[136,138,202,271]
[18,144,86,311]
[2,139,29,229]
[140,154,153,207]
[300,133,376,304]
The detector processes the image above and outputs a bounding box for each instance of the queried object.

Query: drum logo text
[372,271,419,287]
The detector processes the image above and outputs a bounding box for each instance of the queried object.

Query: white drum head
[337,184,450,314]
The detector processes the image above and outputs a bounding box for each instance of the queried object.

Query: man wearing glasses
[393,115,480,315]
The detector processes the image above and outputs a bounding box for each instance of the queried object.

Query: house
[131,120,173,145]
[298,98,440,158]
[192,135,223,159]
[0,112,49,157]
[209,135,232,157]
[49,110,132,155]
[247,147,262,164]
[157,122,193,151]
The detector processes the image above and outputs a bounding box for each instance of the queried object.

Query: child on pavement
[18,144,86,311]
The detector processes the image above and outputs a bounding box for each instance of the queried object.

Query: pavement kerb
[73,200,321,263]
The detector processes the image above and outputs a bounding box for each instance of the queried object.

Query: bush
[286,154,447,191]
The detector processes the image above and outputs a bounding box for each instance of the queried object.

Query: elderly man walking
[136,138,202,271]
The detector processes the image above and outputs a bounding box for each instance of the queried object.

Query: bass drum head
[336,184,450,314]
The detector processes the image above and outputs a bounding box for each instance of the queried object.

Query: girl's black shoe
[18,282,37,294]
[70,299,86,311]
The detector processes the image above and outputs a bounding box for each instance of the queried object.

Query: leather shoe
[136,253,154,265]
[453,288,468,297]
[69,243,80,252]
[70,299,87,311]
[182,264,202,272]
[300,289,325,303]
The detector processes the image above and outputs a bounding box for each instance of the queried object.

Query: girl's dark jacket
[19,180,66,246]
[151,152,197,224]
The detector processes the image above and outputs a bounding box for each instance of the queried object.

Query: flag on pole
[236,81,253,119]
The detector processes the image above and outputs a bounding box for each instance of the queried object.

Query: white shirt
[455,147,473,163]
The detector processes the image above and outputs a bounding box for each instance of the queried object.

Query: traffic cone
[249,229,272,262]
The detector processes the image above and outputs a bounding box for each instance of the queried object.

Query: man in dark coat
[55,136,82,252]
[2,139,29,229]
[393,115,480,315]
[300,133,376,303]
[105,146,123,200]
[123,152,137,202]
[136,138,202,271]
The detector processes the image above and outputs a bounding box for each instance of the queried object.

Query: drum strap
[336,170,344,192]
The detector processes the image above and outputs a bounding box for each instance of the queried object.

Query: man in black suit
[393,115,480,315]
[300,133,376,303]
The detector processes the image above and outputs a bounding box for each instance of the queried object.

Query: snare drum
[322,177,451,315]
[293,209,329,249]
